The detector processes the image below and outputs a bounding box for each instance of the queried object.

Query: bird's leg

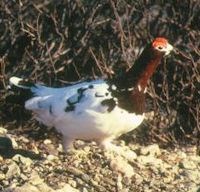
[100,138,116,151]
[99,138,137,162]
[62,137,89,159]
[62,136,74,152]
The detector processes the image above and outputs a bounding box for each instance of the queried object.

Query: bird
[9,37,173,156]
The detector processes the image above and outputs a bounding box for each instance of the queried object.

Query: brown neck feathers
[110,44,164,114]
[115,44,164,92]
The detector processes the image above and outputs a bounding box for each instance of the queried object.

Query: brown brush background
[0,0,199,147]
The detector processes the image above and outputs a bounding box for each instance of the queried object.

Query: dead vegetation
[0,0,199,146]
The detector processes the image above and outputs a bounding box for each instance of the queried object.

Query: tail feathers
[9,77,35,89]
[7,77,37,104]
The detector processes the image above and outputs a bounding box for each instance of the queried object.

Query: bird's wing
[24,79,115,124]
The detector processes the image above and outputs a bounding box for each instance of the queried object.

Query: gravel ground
[0,127,199,192]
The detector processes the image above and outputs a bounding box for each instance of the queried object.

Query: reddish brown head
[152,37,173,56]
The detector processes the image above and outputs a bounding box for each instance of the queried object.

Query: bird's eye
[157,46,163,50]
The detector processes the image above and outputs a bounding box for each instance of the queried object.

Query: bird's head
[151,37,173,56]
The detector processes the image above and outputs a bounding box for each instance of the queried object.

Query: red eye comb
[152,37,169,48]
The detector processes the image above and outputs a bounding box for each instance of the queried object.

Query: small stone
[47,154,58,161]
[57,144,63,152]
[82,187,88,192]
[68,179,77,188]
[0,173,5,180]
[12,154,33,167]
[140,144,161,156]
[184,170,200,183]
[81,174,90,182]
[189,155,200,163]
[137,155,162,166]
[20,173,28,181]
[120,189,129,192]
[43,139,52,145]
[134,173,143,185]
[0,127,7,135]
[56,184,79,192]
[3,180,9,186]
[10,183,40,192]
[83,146,90,152]
[187,183,199,192]
[163,176,173,184]
[110,156,134,177]
[36,182,54,192]
[0,156,3,161]
[117,175,123,190]
[176,151,187,159]
[9,182,17,188]
[20,137,30,143]
[10,183,54,192]
[29,171,44,185]
[6,162,21,179]
[10,137,18,148]
[179,159,197,170]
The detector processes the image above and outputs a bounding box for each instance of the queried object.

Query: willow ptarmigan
[10,37,173,153]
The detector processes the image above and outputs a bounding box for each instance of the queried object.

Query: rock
[119,189,129,192]
[0,127,7,135]
[36,182,54,192]
[57,144,63,152]
[19,136,30,143]
[184,170,200,183]
[176,151,187,159]
[110,156,134,177]
[0,155,3,161]
[116,175,123,190]
[140,144,161,156]
[0,173,5,180]
[7,171,54,192]
[163,175,174,184]
[20,173,28,181]
[187,184,200,192]
[56,184,79,192]
[9,135,19,149]
[12,154,33,167]
[68,179,77,188]
[137,155,162,166]
[9,183,54,192]
[179,159,197,170]
[134,173,144,185]
[6,162,21,179]
[44,139,52,145]
[83,146,91,152]
[11,183,40,192]
[74,140,86,149]
[3,180,9,186]
[29,171,44,185]
[104,144,137,162]
[47,154,59,161]
[188,155,200,163]
[82,187,89,192]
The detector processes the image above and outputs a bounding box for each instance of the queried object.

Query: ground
[0,127,199,192]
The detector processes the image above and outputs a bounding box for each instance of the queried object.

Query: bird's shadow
[0,136,43,160]
[0,148,43,160]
